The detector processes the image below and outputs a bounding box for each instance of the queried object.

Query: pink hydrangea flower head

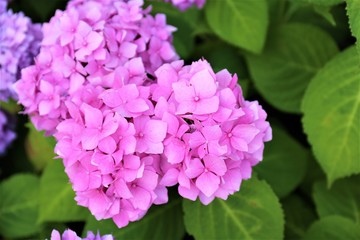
[151,59,272,205]
[15,0,178,135]
[15,0,270,227]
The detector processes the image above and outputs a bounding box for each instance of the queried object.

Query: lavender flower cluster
[0,0,41,154]
[0,109,16,155]
[0,0,42,101]
[51,229,114,240]
[163,0,205,11]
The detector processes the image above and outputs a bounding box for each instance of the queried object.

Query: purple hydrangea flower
[0,109,16,155]
[163,0,206,11]
[0,0,42,101]
[50,229,114,240]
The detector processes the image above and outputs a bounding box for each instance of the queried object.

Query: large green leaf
[268,0,286,26]
[313,176,360,223]
[254,126,309,198]
[205,0,269,54]
[84,198,185,240]
[0,174,40,238]
[26,123,55,171]
[247,23,338,113]
[282,194,317,239]
[39,160,88,223]
[346,0,360,56]
[291,0,344,6]
[303,216,360,240]
[302,46,360,185]
[183,178,284,240]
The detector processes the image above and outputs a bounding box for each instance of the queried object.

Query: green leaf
[303,216,360,240]
[0,99,21,114]
[0,174,40,238]
[290,0,344,6]
[313,5,336,26]
[183,178,284,240]
[288,3,351,48]
[282,194,317,239]
[313,176,360,223]
[150,2,200,59]
[26,123,55,171]
[247,23,338,113]
[268,0,287,26]
[346,0,360,56]
[300,155,326,196]
[254,125,309,198]
[205,0,269,54]
[39,160,88,223]
[84,198,185,240]
[302,46,360,184]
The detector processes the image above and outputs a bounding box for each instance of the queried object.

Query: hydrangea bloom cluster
[15,0,178,135]
[0,0,42,101]
[51,229,114,240]
[52,58,271,227]
[15,0,271,229]
[163,0,206,11]
[0,109,16,155]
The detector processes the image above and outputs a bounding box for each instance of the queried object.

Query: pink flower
[133,116,167,154]
[100,84,149,118]
[37,80,61,116]
[15,0,178,135]
[73,21,103,61]
[173,69,219,115]
[80,104,119,150]
[187,125,227,158]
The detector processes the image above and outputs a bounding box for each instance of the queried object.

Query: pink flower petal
[98,136,116,154]
[115,179,133,199]
[160,168,179,186]
[81,103,103,129]
[191,69,216,98]
[178,183,199,201]
[145,119,167,142]
[204,155,227,176]
[127,99,149,113]
[81,129,100,150]
[172,81,194,102]
[196,172,220,197]
[232,124,260,143]
[194,96,219,115]
[130,187,151,210]
[136,170,158,190]
[164,139,186,164]
[185,158,204,179]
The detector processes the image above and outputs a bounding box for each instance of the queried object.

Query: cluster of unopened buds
[15,0,272,229]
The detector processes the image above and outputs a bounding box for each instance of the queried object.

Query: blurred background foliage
[0,0,359,239]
